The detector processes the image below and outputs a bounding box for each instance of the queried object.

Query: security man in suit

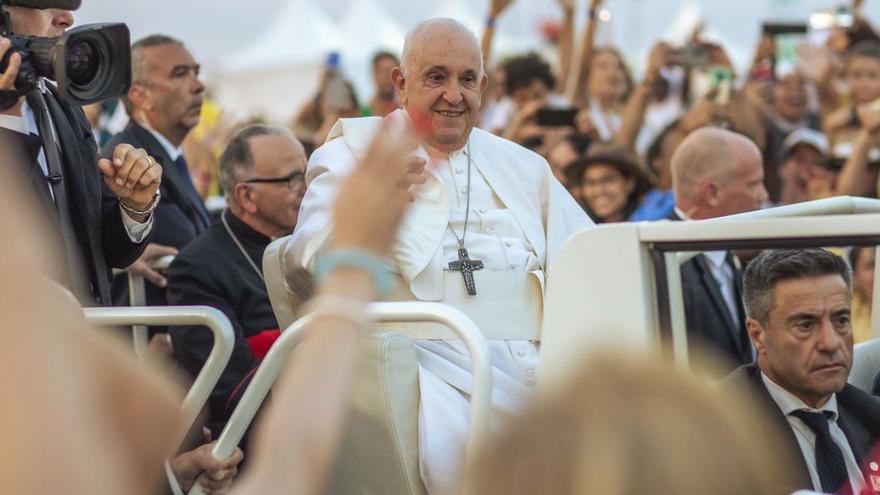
[102,34,211,307]
[0,0,161,305]
[670,127,769,374]
[725,248,880,494]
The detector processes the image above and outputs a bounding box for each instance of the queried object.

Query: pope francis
[287,18,593,493]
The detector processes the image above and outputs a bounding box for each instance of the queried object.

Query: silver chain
[447,140,472,248]
[221,209,265,282]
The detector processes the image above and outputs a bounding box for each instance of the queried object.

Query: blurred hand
[575,107,597,137]
[589,0,604,11]
[645,42,672,82]
[0,37,21,92]
[753,34,775,64]
[703,42,735,71]
[489,0,513,18]
[805,165,836,200]
[98,144,163,215]
[556,0,575,10]
[504,99,545,144]
[330,120,424,255]
[857,100,880,134]
[170,442,243,494]
[679,97,718,133]
[126,243,178,288]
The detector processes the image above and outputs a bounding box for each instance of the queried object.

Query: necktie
[173,154,211,227]
[790,409,850,494]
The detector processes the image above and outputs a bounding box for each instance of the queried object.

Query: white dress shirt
[0,84,152,242]
[761,372,866,494]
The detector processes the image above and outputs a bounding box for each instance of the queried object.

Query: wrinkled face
[580,163,634,223]
[139,44,205,137]
[773,74,808,122]
[852,248,875,301]
[511,79,550,110]
[588,50,628,102]
[846,56,880,104]
[373,56,398,97]
[752,275,853,408]
[393,29,487,152]
[711,150,767,217]
[6,6,72,38]
[547,140,579,185]
[246,133,307,233]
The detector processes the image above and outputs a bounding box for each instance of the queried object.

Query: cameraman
[0,0,163,306]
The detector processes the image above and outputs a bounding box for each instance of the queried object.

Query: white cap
[782,128,829,157]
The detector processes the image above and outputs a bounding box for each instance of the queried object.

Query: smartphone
[668,45,709,68]
[762,23,808,36]
[709,67,735,105]
[537,107,578,127]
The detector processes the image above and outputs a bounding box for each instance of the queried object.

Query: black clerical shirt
[166,210,278,432]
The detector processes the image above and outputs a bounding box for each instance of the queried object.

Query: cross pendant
[448,247,484,296]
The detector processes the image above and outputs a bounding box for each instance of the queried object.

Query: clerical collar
[225,210,271,246]
[142,123,182,161]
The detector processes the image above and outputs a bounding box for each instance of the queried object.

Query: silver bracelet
[119,190,161,218]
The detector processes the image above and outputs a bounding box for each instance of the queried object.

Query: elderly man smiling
[288,18,591,492]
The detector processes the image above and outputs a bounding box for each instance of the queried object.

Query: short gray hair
[219,124,293,205]
[400,18,482,77]
[743,248,852,325]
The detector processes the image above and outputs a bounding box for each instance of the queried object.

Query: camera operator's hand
[97,144,163,220]
[0,37,23,115]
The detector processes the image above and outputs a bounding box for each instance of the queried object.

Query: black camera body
[0,1,131,106]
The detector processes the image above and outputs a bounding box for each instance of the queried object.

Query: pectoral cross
[448,248,484,296]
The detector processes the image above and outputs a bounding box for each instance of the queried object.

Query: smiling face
[750,275,853,408]
[580,163,635,223]
[392,23,487,153]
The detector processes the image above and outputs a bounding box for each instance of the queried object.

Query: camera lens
[66,39,99,86]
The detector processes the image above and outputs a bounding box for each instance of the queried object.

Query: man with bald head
[288,18,591,492]
[167,124,307,434]
[671,127,768,374]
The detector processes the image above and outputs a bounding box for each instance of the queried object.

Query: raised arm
[615,42,669,149]
[481,0,514,69]
[556,0,576,93]
[835,103,880,196]
[569,0,604,106]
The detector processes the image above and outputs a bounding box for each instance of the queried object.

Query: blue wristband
[486,16,496,29]
[314,249,393,297]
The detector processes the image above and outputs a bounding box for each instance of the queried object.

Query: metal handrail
[83,306,234,450]
[644,212,880,364]
[127,254,177,360]
[189,302,491,495]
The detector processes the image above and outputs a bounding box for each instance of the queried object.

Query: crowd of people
[2,0,880,494]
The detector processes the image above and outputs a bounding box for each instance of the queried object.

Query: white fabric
[0,95,152,242]
[143,124,184,161]
[761,372,866,494]
[288,108,592,493]
[702,250,741,331]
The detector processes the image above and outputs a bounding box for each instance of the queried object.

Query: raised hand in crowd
[503,98,547,146]
[616,41,671,148]
[836,99,880,197]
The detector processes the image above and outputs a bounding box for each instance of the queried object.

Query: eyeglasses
[243,171,305,191]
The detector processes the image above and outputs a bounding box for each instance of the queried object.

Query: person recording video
[0,0,162,306]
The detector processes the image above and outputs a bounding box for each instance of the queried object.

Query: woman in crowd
[850,246,876,343]
[566,142,653,223]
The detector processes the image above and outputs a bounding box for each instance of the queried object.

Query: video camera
[0,0,131,106]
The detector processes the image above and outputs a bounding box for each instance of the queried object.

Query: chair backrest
[263,235,299,328]
[262,238,429,494]
[849,339,880,393]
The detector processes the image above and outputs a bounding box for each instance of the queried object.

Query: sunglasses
[243,171,305,191]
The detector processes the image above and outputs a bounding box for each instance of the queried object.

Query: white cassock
[287,109,592,493]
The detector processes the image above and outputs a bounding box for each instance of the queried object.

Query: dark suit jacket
[724,363,880,492]
[670,212,753,373]
[5,87,149,305]
[102,121,210,306]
